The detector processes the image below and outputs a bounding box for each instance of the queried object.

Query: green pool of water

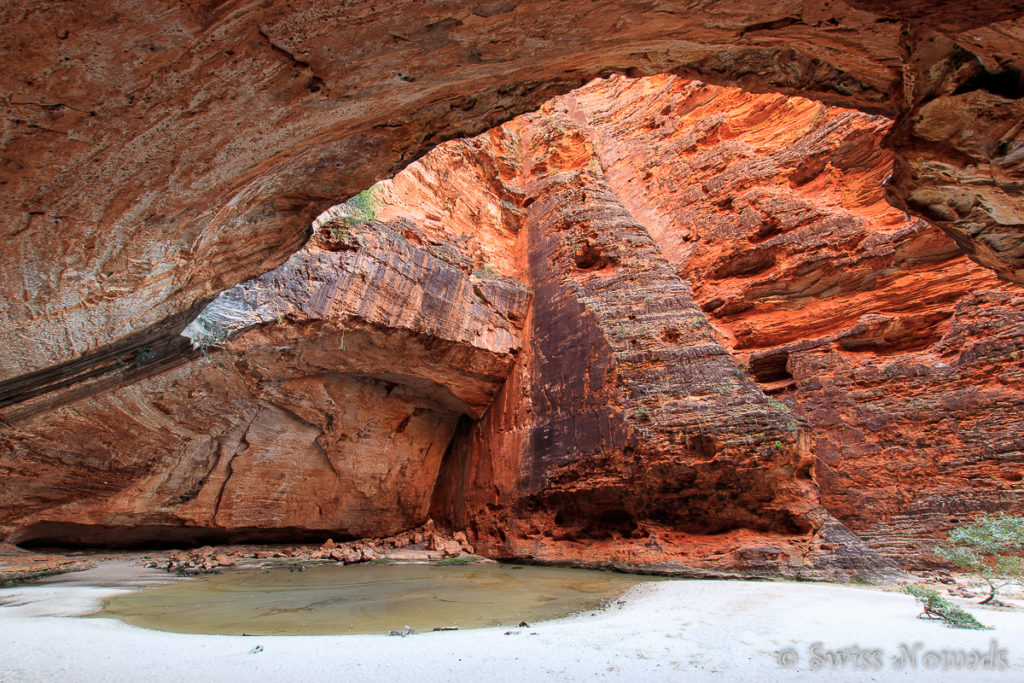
[95,563,653,635]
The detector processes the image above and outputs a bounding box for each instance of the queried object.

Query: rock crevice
[2,71,1022,577]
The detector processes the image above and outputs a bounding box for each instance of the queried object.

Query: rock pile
[160,521,475,574]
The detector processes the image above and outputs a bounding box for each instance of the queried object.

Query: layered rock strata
[2,73,1022,577]
[563,74,1024,566]
[0,212,529,546]
[2,0,1024,404]
[429,102,896,579]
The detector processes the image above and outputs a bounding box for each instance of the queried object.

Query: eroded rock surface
[429,94,894,579]
[2,72,1022,577]
[0,205,529,546]
[561,74,1024,567]
[2,0,1024,401]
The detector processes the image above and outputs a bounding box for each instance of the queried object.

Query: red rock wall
[430,74,1022,572]
[430,102,896,579]
[563,74,1024,567]
[0,173,530,546]
[3,0,1024,412]
[2,70,1022,575]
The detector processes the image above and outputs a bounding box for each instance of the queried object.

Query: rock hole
[747,351,792,384]
[954,64,1024,100]
[597,509,635,533]
[750,217,783,243]
[573,240,611,270]
[711,248,775,278]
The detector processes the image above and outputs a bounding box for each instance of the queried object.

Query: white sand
[2,568,1023,682]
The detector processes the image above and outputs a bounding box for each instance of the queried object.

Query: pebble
[156,523,478,574]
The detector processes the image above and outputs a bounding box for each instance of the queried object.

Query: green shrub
[347,187,378,222]
[472,266,499,279]
[901,584,990,630]
[189,318,229,351]
[322,186,379,239]
[935,513,1024,604]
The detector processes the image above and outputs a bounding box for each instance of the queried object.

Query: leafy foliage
[935,513,1024,604]
[472,265,499,279]
[346,187,378,222]
[901,584,990,630]
[765,396,793,413]
[322,186,379,242]
[329,223,352,240]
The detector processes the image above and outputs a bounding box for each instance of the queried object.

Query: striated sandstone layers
[2,0,1024,411]
[0,209,530,546]
[1,72,1022,577]
[563,75,1024,567]
[426,75,1022,574]
[429,105,891,579]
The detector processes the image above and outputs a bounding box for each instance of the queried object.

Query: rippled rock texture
[0,203,530,546]
[2,68,1022,575]
[429,104,886,579]
[557,75,1024,567]
[426,75,1022,574]
[2,0,1024,396]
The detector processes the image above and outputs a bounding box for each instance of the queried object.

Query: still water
[96,562,653,635]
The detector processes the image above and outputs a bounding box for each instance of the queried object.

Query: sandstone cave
[2,1,1024,678]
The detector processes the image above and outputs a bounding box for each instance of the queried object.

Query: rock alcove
[3,69,1022,581]
[3,1,1024,580]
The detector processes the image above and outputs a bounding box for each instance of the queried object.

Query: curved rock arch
[2,0,1023,389]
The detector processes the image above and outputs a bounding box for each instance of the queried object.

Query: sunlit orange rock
[1,71,1022,577]
[2,0,1024,407]
[429,88,895,579]
[560,75,1024,567]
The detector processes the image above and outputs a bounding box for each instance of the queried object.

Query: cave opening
[748,351,793,385]
[5,5,1024,678]
[3,68,1023,582]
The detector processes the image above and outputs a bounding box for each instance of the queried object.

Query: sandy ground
[1,563,1023,682]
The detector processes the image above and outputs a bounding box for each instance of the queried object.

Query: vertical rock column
[563,74,1024,569]
[432,105,893,578]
